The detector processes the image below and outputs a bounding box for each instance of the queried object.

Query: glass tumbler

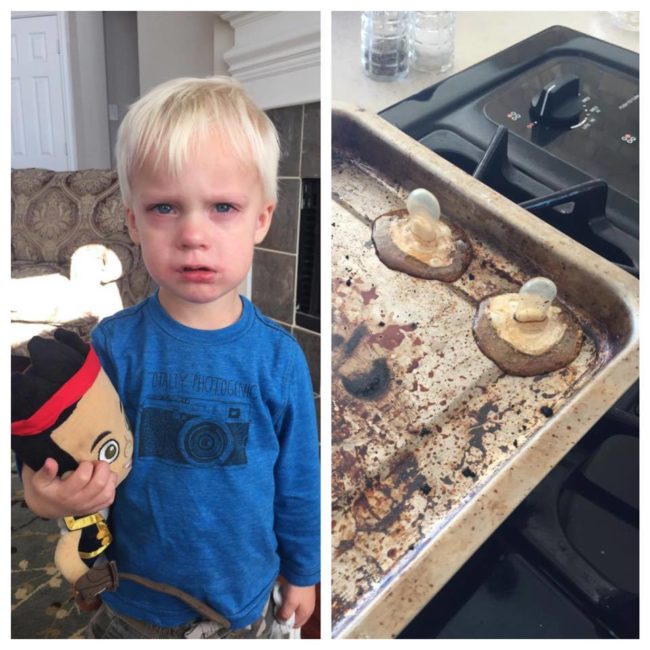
[361,11,410,81]
[607,11,639,31]
[409,11,456,74]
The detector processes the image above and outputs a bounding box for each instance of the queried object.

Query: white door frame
[12,11,77,170]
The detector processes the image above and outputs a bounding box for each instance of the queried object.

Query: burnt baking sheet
[331,104,639,638]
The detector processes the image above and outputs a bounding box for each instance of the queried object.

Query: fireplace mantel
[219,11,320,110]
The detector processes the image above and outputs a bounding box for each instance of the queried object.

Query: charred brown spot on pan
[332,333,345,348]
[337,323,392,400]
[540,405,554,417]
[462,467,477,480]
[478,257,517,283]
[341,358,391,400]
[344,324,367,355]
[367,322,416,351]
[360,286,379,305]
[467,402,501,457]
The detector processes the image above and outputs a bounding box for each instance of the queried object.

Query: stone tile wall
[252,103,320,414]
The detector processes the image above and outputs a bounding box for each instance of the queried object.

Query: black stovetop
[382,26,639,639]
[381,25,639,275]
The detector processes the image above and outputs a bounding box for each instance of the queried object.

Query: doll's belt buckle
[74,560,119,604]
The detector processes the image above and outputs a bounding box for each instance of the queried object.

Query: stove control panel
[529,74,583,128]
[484,57,638,201]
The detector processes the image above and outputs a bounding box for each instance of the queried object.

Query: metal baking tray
[331,103,639,638]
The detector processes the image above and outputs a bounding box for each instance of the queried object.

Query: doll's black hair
[11,329,90,476]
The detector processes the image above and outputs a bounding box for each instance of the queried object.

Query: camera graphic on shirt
[138,396,250,467]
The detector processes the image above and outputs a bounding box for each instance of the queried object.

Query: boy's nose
[177,212,209,249]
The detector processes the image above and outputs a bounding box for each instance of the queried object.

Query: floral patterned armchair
[11,168,154,355]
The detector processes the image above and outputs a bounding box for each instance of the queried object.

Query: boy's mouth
[179,265,216,281]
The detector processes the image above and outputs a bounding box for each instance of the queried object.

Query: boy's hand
[22,458,118,519]
[276,583,316,628]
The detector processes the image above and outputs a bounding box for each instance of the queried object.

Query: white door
[11,14,70,170]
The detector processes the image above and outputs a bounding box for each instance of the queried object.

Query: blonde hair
[115,76,280,206]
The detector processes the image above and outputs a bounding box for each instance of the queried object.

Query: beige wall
[213,16,235,76]
[67,12,111,169]
[137,12,233,94]
[103,12,139,166]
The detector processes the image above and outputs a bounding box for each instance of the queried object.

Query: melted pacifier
[372,188,472,282]
[473,276,583,376]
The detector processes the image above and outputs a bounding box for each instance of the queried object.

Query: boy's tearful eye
[98,439,120,463]
[214,203,235,214]
[152,203,174,215]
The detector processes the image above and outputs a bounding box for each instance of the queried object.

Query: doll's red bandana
[11,348,101,437]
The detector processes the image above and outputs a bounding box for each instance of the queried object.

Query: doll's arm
[53,528,88,584]
[22,459,117,519]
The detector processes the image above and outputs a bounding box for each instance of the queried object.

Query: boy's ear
[125,208,141,244]
[253,202,275,245]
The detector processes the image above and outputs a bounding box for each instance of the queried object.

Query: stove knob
[530,74,583,128]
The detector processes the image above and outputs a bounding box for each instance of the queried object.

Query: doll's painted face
[50,368,133,483]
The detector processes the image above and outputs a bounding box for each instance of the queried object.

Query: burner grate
[471,126,638,275]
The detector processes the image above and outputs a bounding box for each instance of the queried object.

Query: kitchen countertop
[332,11,639,113]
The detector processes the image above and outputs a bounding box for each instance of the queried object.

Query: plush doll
[11,329,230,626]
[11,328,132,608]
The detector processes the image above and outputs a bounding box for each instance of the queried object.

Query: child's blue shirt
[90,292,320,629]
